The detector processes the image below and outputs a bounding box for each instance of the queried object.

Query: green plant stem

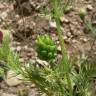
[53,0,73,95]
[55,14,73,96]
[34,81,52,96]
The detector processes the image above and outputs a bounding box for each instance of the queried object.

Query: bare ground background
[0,0,96,96]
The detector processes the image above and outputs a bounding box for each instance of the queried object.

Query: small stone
[0,4,5,9]
[19,58,25,63]
[57,45,61,53]
[56,41,60,45]
[64,38,70,44]
[42,61,49,66]
[42,93,47,96]
[30,84,36,88]
[4,70,23,86]
[94,52,96,55]
[49,21,56,29]
[12,41,21,46]
[63,36,68,40]
[32,35,36,40]
[27,53,32,58]
[67,32,72,38]
[60,16,69,24]
[80,38,88,43]
[16,42,21,45]
[92,21,96,26]
[36,5,41,10]
[0,12,8,20]
[16,46,22,52]
[72,39,77,43]
[23,45,28,50]
[27,48,34,52]
[2,93,17,96]
[15,14,19,19]
[36,59,49,67]
[86,5,93,11]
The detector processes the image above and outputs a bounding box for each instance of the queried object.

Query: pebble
[67,32,72,38]
[16,46,22,52]
[27,53,32,58]
[92,21,96,26]
[49,21,57,29]
[64,38,71,44]
[27,48,34,52]
[23,45,28,50]
[86,5,93,11]
[36,59,49,67]
[80,38,88,43]
[60,16,69,24]
[72,39,77,43]
[32,35,36,40]
[1,93,17,96]
[42,93,47,96]
[4,70,23,86]
[94,52,96,55]
[56,41,60,45]
[12,41,21,46]
[63,36,68,40]
[0,12,8,20]
[30,84,36,88]
[0,4,5,9]
[57,45,61,53]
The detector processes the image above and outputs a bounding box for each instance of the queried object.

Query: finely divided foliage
[0,0,96,96]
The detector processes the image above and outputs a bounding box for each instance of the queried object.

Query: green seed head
[78,8,87,20]
[36,35,56,61]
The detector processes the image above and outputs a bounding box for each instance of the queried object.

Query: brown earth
[0,0,96,96]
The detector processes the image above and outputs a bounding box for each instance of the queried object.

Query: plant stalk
[52,0,73,95]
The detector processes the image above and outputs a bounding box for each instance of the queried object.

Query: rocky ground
[0,0,96,96]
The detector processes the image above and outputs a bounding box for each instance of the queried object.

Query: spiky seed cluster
[36,35,56,61]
